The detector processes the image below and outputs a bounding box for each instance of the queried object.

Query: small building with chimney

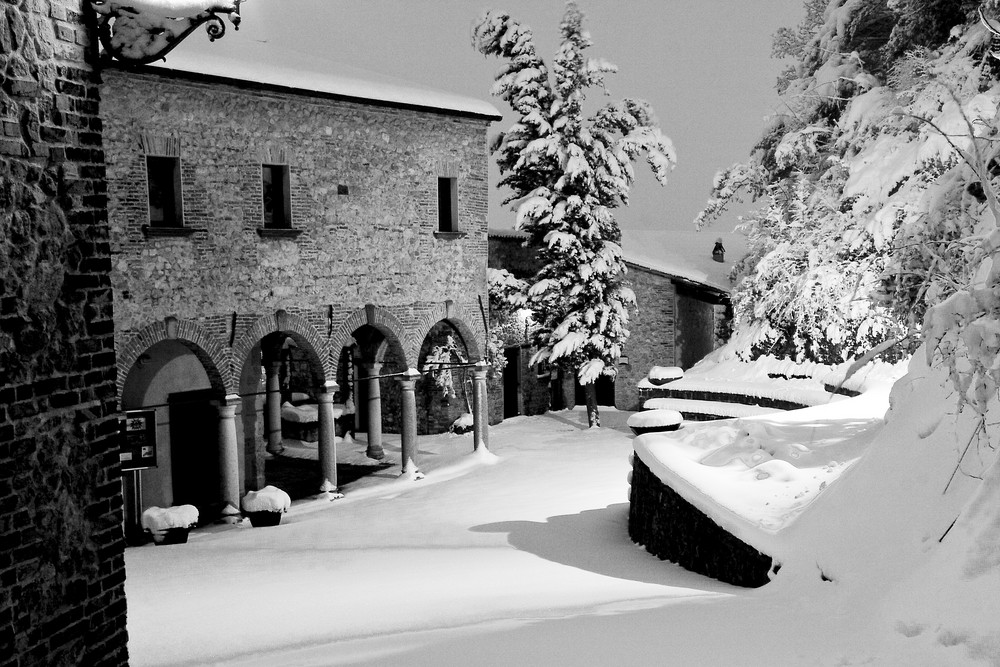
[489,228,743,415]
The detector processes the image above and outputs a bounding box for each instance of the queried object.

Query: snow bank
[642,397,783,419]
[646,366,683,385]
[626,409,682,428]
[141,505,199,532]
[241,486,292,513]
[281,402,317,423]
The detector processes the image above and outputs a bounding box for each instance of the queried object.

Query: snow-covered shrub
[449,412,474,434]
[241,486,291,513]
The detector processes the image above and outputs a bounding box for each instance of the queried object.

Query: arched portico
[118,321,240,529]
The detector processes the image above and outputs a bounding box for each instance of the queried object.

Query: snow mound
[241,486,292,513]
[646,366,683,385]
[141,505,198,532]
[627,409,682,428]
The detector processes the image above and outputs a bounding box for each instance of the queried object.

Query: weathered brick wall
[102,67,491,376]
[617,263,676,410]
[0,2,128,665]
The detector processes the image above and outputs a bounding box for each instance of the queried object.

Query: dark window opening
[263,164,292,229]
[437,176,458,233]
[146,155,182,227]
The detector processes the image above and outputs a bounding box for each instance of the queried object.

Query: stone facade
[1,2,128,665]
[101,65,497,516]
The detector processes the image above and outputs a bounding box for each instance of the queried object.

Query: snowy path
[123,408,973,666]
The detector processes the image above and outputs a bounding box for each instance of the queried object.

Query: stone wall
[616,263,677,411]
[1,1,128,665]
[628,455,774,588]
[102,67,493,385]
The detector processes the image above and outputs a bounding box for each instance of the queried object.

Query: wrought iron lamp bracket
[91,1,242,66]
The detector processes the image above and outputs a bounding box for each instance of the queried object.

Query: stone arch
[116,317,230,397]
[413,300,485,362]
[330,303,410,368]
[232,309,334,388]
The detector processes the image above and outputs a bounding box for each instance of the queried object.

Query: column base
[366,444,385,460]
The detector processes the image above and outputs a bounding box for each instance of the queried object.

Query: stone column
[316,381,341,496]
[472,360,490,453]
[264,360,284,455]
[397,369,423,479]
[363,361,385,460]
[217,395,242,522]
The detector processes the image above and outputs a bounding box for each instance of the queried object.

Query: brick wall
[1,2,128,665]
[101,68,494,441]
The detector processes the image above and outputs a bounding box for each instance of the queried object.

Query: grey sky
[184,0,803,235]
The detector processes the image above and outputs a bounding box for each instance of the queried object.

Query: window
[146,156,182,227]
[437,177,458,233]
[262,164,291,229]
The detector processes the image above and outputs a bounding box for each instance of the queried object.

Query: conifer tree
[473,2,675,427]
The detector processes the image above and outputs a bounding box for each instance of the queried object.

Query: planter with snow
[627,409,683,436]
[241,485,291,527]
[647,366,683,386]
[141,505,199,545]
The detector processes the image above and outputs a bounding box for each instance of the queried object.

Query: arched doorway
[120,339,224,524]
[417,320,474,434]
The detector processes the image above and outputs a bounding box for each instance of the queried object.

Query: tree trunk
[584,382,600,428]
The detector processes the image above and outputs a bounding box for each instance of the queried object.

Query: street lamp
[91,0,243,65]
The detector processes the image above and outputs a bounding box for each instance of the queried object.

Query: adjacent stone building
[1,1,128,664]
[101,47,500,526]
[488,228,738,415]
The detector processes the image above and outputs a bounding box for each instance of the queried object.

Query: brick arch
[232,310,334,387]
[330,304,410,367]
[116,318,231,397]
[413,301,485,362]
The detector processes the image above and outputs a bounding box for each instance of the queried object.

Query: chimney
[712,238,725,263]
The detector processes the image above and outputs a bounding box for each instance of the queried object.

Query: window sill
[257,228,303,239]
[143,225,194,238]
[433,231,466,240]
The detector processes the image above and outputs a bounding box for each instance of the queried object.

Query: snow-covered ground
[126,360,999,666]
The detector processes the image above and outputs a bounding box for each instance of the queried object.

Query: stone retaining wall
[628,455,774,588]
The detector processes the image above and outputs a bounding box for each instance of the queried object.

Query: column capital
[473,360,489,378]
[396,368,421,386]
[361,361,383,373]
[318,380,339,397]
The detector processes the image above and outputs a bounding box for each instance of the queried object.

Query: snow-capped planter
[241,485,291,527]
[449,412,474,434]
[627,409,683,436]
[646,366,683,386]
[141,505,199,545]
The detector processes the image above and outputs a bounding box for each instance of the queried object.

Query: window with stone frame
[146,155,183,227]
[437,176,458,233]
[262,164,292,229]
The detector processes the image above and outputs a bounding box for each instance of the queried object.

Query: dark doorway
[574,374,616,407]
[503,346,522,418]
[168,388,219,520]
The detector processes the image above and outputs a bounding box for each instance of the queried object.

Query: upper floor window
[437,177,458,233]
[262,164,291,229]
[146,155,182,227]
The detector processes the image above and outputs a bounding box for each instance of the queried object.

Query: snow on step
[647,378,845,407]
[643,397,784,419]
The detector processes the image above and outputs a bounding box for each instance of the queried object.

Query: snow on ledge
[642,397,783,419]
[633,386,891,556]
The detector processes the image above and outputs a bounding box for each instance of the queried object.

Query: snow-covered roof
[129,41,502,120]
[487,226,746,293]
[621,228,746,293]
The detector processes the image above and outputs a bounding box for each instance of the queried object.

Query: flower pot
[151,527,190,545]
[246,510,282,527]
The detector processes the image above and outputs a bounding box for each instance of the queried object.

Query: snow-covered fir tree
[473,2,676,427]
[697,0,999,367]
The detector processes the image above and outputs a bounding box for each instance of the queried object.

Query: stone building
[489,228,739,415]
[101,48,500,526]
[1,1,128,664]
